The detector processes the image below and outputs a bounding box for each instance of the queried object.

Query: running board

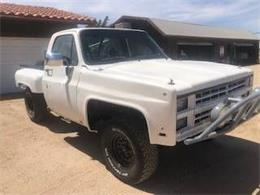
[60,117,72,124]
[49,110,72,124]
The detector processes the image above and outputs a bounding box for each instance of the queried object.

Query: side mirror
[45,52,71,66]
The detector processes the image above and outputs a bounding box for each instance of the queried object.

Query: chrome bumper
[184,88,260,145]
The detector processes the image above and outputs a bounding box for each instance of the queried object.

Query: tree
[96,16,109,27]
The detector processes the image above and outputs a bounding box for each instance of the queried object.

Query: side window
[52,35,78,66]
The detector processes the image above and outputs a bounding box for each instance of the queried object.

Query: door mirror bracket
[65,66,74,76]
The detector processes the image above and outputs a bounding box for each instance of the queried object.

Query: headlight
[177,97,188,112]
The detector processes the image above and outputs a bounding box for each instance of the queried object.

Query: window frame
[51,34,79,66]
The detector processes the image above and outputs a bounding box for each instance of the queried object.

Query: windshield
[80,29,167,65]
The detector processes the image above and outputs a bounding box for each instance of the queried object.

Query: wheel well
[18,83,29,90]
[87,100,148,131]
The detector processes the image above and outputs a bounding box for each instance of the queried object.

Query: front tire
[101,119,158,184]
[24,88,48,123]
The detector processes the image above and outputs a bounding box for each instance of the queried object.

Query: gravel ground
[0,65,259,195]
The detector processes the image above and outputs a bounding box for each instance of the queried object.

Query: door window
[52,35,78,66]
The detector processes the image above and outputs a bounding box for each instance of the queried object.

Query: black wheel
[24,88,48,123]
[101,119,158,184]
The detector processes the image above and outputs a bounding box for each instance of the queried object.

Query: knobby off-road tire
[24,88,48,123]
[100,118,159,185]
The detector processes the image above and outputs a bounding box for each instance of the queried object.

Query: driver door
[42,34,79,122]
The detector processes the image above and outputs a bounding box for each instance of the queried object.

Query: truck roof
[56,27,146,34]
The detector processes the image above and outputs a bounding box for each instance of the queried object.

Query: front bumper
[184,88,260,145]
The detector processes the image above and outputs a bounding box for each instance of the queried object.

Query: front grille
[195,78,248,105]
[176,77,250,134]
[194,109,211,125]
[177,117,187,130]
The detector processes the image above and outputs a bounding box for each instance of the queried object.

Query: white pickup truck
[15,28,260,184]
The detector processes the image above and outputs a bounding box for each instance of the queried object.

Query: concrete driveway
[1,65,260,195]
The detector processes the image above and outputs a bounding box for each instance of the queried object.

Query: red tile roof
[0,3,95,23]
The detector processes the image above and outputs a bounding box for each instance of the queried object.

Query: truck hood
[98,59,252,95]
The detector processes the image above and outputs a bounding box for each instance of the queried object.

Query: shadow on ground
[0,93,23,100]
[43,115,259,194]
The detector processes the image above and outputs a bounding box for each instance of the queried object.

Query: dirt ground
[0,65,259,195]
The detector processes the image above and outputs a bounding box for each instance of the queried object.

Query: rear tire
[24,88,48,123]
[100,118,158,185]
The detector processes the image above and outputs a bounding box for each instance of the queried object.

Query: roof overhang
[0,14,95,25]
[113,15,259,41]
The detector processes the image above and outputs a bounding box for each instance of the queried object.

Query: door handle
[45,68,53,76]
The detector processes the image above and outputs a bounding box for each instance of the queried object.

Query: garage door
[177,42,215,61]
[0,37,49,94]
[233,43,257,65]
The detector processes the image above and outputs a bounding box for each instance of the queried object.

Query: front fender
[15,68,44,93]
[82,94,177,146]
[77,69,177,146]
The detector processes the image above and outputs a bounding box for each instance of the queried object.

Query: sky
[2,0,260,33]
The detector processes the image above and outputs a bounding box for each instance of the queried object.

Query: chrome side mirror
[45,52,71,66]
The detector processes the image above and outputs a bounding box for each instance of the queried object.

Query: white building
[0,3,95,95]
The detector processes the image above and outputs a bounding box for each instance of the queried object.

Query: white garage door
[0,37,49,94]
